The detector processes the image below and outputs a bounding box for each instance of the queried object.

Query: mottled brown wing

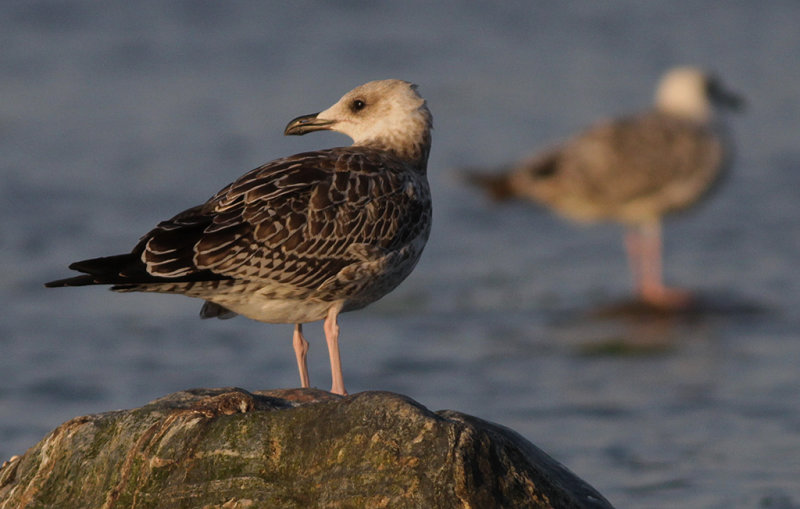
[139,147,429,292]
[561,112,725,207]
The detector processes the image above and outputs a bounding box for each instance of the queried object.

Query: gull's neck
[352,106,432,170]
[358,132,431,170]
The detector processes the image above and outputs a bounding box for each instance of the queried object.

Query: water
[2,2,799,507]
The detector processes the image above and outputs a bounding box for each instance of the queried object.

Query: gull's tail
[44,254,144,288]
[462,148,562,203]
[462,167,517,201]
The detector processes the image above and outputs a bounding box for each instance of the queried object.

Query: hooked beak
[284,112,336,136]
[708,80,745,111]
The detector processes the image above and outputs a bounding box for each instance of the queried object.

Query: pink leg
[625,222,692,309]
[638,222,663,299]
[292,323,310,389]
[323,305,348,396]
[624,227,645,291]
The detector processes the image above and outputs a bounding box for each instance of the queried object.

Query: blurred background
[1,2,799,507]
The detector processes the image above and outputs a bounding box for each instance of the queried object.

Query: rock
[0,388,613,508]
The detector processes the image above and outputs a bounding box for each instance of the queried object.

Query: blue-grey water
[2,2,799,507]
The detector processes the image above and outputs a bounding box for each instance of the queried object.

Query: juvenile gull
[46,79,434,395]
[468,67,742,309]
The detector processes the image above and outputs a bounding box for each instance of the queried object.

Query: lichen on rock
[0,388,613,508]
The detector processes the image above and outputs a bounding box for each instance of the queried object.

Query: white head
[654,67,742,122]
[285,79,433,163]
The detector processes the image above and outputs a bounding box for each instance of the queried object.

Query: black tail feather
[462,168,516,201]
[45,254,139,287]
[44,274,102,288]
[45,252,230,288]
[45,206,232,290]
[68,254,137,275]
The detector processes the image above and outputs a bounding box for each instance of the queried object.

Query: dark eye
[351,99,366,112]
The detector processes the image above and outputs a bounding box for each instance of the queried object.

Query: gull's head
[284,79,433,162]
[654,67,743,122]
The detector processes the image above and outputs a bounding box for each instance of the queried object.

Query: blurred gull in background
[467,66,743,310]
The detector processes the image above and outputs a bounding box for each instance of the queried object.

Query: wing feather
[122,147,431,294]
[514,111,725,221]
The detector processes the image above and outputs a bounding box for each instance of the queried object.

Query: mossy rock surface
[0,388,613,508]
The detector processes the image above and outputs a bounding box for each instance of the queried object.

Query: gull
[46,79,433,395]
[467,67,742,309]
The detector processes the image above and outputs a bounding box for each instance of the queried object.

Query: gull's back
[500,67,739,225]
[514,110,725,224]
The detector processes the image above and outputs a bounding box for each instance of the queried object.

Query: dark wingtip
[462,169,516,201]
[44,275,96,288]
[46,254,139,288]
